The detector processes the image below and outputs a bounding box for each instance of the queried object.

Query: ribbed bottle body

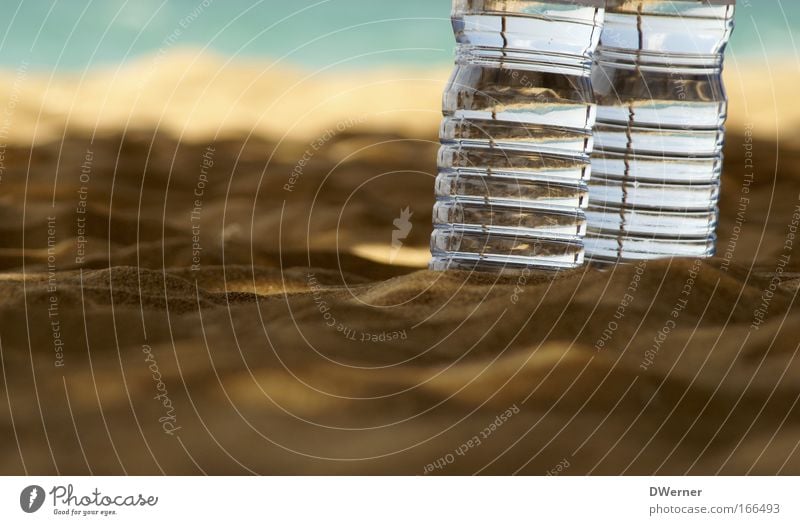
[431,0,604,271]
[586,0,735,262]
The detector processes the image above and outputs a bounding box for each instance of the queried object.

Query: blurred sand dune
[0,50,796,146]
[0,51,798,474]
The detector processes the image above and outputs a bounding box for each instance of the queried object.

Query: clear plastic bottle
[430,0,605,272]
[586,0,735,262]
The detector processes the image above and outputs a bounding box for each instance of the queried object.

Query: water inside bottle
[431,1,604,271]
[586,0,735,262]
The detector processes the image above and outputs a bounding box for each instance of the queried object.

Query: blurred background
[0,0,797,70]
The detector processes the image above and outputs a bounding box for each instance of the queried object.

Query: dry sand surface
[0,51,798,474]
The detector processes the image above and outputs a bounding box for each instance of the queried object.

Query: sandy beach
[0,50,798,475]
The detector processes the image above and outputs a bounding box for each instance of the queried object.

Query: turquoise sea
[0,0,797,71]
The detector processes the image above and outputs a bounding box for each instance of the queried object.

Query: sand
[0,50,798,475]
